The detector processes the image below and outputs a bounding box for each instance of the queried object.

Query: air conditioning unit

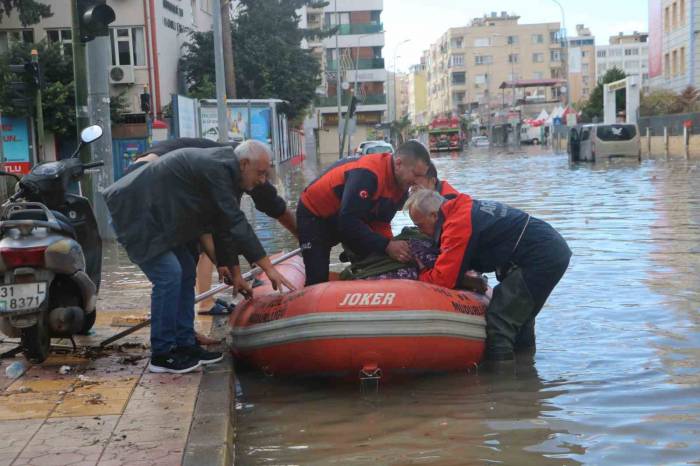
[109,65,135,84]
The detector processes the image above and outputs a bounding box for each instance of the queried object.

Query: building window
[452,91,465,103]
[672,49,678,76]
[532,71,544,79]
[597,50,606,58]
[549,30,559,43]
[532,53,544,63]
[664,53,670,78]
[550,50,561,62]
[507,35,519,45]
[450,54,464,67]
[110,27,146,66]
[665,6,670,32]
[46,29,73,56]
[681,0,686,24]
[672,2,678,29]
[508,53,519,64]
[450,37,463,48]
[451,72,466,84]
[681,46,686,75]
[474,74,487,84]
[474,55,492,65]
[531,34,544,44]
[474,38,491,47]
[624,48,639,56]
[582,63,589,73]
[0,30,34,53]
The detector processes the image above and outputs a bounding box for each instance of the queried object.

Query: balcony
[314,93,386,107]
[326,57,385,70]
[327,22,384,35]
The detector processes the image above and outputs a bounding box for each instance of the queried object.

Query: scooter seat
[7,209,77,239]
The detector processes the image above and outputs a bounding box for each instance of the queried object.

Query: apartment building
[596,32,649,93]
[407,59,428,126]
[0,0,213,118]
[386,71,409,121]
[425,12,562,119]
[566,24,596,103]
[648,0,697,92]
[298,0,387,158]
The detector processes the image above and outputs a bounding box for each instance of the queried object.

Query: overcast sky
[383,0,649,71]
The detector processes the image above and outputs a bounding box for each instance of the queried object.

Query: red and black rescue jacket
[437,179,459,199]
[419,193,529,289]
[300,153,407,254]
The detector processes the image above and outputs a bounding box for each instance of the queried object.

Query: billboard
[200,105,271,144]
[648,0,663,78]
[0,116,32,174]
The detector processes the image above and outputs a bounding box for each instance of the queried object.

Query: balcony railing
[328,22,384,35]
[326,57,385,70]
[314,93,386,107]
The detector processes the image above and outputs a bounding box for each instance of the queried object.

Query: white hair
[405,188,445,215]
[234,140,272,162]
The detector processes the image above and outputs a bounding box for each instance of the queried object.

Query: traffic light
[140,89,151,113]
[7,63,32,108]
[348,95,358,119]
[77,0,116,43]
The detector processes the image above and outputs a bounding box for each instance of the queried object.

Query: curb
[182,353,236,466]
[182,304,238,465]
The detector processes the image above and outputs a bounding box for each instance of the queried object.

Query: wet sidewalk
[0,309,232,466]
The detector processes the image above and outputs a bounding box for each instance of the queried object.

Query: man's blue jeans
[137,245,197,355]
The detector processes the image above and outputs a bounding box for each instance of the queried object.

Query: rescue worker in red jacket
[414,161,459,199]
[406,189,571,363]
[297,141,431,285]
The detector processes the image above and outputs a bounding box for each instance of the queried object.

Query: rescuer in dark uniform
[406,189,571,364]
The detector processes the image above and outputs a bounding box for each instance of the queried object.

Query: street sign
[553,116,562,126]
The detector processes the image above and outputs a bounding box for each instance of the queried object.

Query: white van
[569,123,641,162]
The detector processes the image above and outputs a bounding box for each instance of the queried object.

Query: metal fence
[638,112,700,136]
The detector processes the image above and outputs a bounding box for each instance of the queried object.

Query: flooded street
[230,148,700,465]
[97,148,700,465]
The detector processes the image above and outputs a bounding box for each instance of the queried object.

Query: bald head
[235,140,273,191]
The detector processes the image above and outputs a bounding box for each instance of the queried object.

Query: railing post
[663,126,669,158]
[646,127,651,157]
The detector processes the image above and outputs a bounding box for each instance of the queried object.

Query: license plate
[0,283,48,312]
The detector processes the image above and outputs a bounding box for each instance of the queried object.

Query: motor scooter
[0,125,104,363]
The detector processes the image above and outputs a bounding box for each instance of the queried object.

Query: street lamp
[550,0,569,106]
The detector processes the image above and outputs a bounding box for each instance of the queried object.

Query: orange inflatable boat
[229,255,489,379]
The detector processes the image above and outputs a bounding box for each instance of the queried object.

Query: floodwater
[230,148,700,465]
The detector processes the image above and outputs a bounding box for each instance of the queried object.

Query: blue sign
[1,116,31,163]
[553,116,562,126]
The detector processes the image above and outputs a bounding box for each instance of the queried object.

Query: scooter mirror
[80,125,103,144]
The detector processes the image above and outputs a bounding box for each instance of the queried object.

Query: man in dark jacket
[104,143,295,374]
[414,161,459,199]
[297,141,431,285]
[406,189,571,365]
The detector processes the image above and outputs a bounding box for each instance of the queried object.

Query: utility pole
[334,0,342,156]
[71,2,91,166]
[212,0,229,143]
[86,36,115,239]
[30,50,45,163]
[221,0,237,98]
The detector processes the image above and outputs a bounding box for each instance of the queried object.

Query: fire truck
[428,116,463,152]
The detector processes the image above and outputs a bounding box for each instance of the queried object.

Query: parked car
[470,136,490,147]
[354,140,385,156]
[362,142,394,155]
[568,123,641,162]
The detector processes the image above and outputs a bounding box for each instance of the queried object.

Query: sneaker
[176,345,224,365]
[149,352,201,374]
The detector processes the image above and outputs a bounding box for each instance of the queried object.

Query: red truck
[428,116,463,152]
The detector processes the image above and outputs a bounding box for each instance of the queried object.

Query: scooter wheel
[78,311,97,335]
[21,313,51,364]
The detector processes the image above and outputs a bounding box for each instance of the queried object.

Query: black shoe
[176,345,224,365]
[149,352,201,374]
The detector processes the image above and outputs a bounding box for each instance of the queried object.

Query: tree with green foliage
[580,67,627,122]
[0,41,76,137]
[180,0,330,121]
[0,0,52,26]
